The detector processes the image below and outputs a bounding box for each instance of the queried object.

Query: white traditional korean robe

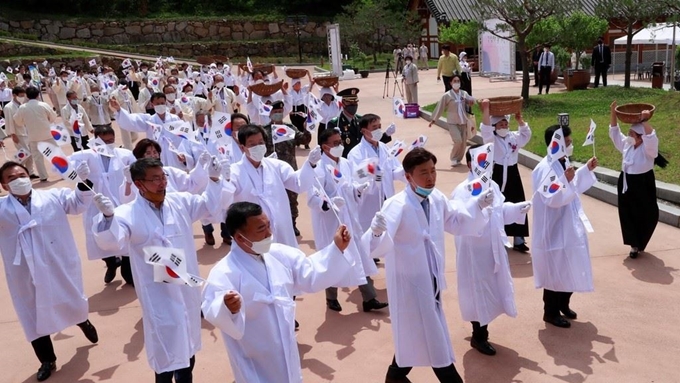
[93,180,227,373]
[363,187,487,367]
[531,157,597,292]
[0,188,92,341]
[451,174,525,326]
[202,242,354,383]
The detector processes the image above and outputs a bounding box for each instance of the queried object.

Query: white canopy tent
[612,23,679,84]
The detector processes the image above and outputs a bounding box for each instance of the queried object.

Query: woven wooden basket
[250,81,282,97]
[488,96,523,115]
[615,103,655,124]
[212,55,229,63]
[196,56,215,65]
[285,68,308,79]
[253,64,274,75]
[314,75,339,88]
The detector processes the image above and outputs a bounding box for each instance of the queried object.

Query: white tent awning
[614,23,680,45]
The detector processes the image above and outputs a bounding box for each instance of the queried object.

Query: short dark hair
[403,148,437,173]
[94,125,115,138]
[449,74,462,82]
[442,45,450,51]
[26,86,40,99]
[465,144,482,165]
[133,138,162,159]
[237,124,266,146]
[231,113,250,125]
[119,79,129,87]
[405,55,414,61]
[182,83,193,92]
[319,127,340,145]
[0,161,29,183]
[359,113,381,129]
[150,92,166,103]
[225,201,264,237]
[162,84,175,93]
[544,124,572,146]
[66,90,77,99]
[12,86,26,96]
[130,157,163,182]
[60,70,68,76]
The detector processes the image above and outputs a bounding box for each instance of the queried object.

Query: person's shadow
[123,318,144,362]
[507,252,534,279]
[21,344,97,383]
[298,342,336,382]
[88,281,137,316]
[538,321,616,383]
[623,252,678,285]
[463,343,547,383]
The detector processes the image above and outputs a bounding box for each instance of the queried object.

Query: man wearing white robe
[364,148,494,383]
[0,161,99,382]
[226,124,320,249]
[202,201,354,383]
[347,113,404,232]
[308,128,388,313]
[451,145,531,356]
[92,157,230,382]
[209,74,237,114]
[532,125,599,328]
[69,125,136,285]
[110,80,141,150]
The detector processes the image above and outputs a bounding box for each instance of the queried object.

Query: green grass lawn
[424,86,680,185]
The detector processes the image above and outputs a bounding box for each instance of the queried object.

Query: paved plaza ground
[1,66,679,383]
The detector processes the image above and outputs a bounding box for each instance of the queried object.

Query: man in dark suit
[591,36,612,87]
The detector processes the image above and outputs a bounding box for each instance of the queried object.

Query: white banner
[479,19,515,78]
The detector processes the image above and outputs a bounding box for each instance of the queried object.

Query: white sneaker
[451,160,459,167]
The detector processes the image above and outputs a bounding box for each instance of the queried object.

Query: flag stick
[592,138,596,158]
[314,176,343,225]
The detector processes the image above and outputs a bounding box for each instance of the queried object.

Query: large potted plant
[558,12,608,91]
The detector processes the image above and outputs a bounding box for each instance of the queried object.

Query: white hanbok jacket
[531,158,597,292]
[70,148,136,260]
[228,157,314,248]
[362,187,487,367]
[347,138,405,231]
[451,174,525,326]
[0,188,92,341]
[307,154,378,286]
[202,242,354,383]
[480,122,532,191]
[93,180,228,373]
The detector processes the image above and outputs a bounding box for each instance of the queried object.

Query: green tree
[473,0,578,103]
[439,20,481,47]
[596,0,665,88]
[556,12,608,67]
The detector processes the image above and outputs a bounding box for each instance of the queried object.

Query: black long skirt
[492,163,529,237]
[617,170,659,251]
[461,72,472,95]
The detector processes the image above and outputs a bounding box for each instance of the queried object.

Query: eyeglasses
[141,175,167,184]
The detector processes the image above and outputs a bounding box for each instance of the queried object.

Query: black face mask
[344,104,358,115]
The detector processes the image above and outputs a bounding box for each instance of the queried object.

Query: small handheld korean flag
[582,118,597,156]
[165,121,196,142]
[389,140,405,158]
[50,124,71,146]
[6,66,13,74]
[469,143,494,178]
[271,124,296,144]
[167,56,176,63]
[143,246,205,287]
[90,136,114,157]
[211,111,232,144]
[13,148,31,163]
[37,142,81,183]
[47,68,56,77]
[546,127,567,163]
[305,107,322,132]
[121,58,132,69]
[308,92,322,110]
[326,164,347,185]
[69,112,84,145]
[88,59,97,68]
[148,122,163,141]
[246,57,254,73]
[42,60,49,67]
[408,135,428,151]
[354,157,380,181]
[466,174,491,197]
[393,97,406,118]
[149,76,162,92]
[0,73,7,82]
[259,101,273,116]
[537,170,565,199]
[160,127,184,155]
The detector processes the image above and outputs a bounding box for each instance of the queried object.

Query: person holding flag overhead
[363,148,493,383]
[479,99,532,252]
[0,160,99,382]
[110,80,141,149]
[91,156,229,382]
[532,125,598,328]
[451,144,532,356]
[608,101,667,259]
[62,90,94,152]
[308,128,388,313]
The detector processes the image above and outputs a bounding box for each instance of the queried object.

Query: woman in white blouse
[609,101,667,259]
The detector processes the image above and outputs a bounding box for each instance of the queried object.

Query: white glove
[75,161,90,180]
[371,212,387,236]
[356,182,370,195]
[208,156,222,179]
[374,169,383,183]
[385,123,396,136]
[219,158,231,181]
[198,151,211,166]
[123,165,132,184]
[308,146,322,166]
[94,193,115,217]
[519,201,532,214]
[478,189,494,209]
[331,196,346,209]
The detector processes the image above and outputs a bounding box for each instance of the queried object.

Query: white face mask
[247,144,267,162]
[106,143,116,150]
[16,96,26,104]
[495,128,509,138]
[624,136,636,146]
[154,104,167,115]
[91,92,100,97]
[451,83,461,90]
[185,91,194,97]
[165,93,176,102]
[565,144,574,156]
[215,82,225,89]
[8,177,32,195]
[242,234,273,254]
[370,129,383,142]
[329,145,344,158]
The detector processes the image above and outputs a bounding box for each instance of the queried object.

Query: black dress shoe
[293,225,301,237]
[222,236,232,246]
[326,299,343,312]
[560,308,577,319]
[204,231,216,246]
[470,338,497,356]
[37,361,56,381]
[629,250,639,259]
[78,320,99,343]
[513,243,530,253]
[363,299,389,312]
[294,320,299,330]
[373,258,381,264]
[543,314,571,328]
[104,258,121,284]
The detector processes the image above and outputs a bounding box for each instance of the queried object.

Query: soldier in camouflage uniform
[323,88,392,158]
[262,100,312,236]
